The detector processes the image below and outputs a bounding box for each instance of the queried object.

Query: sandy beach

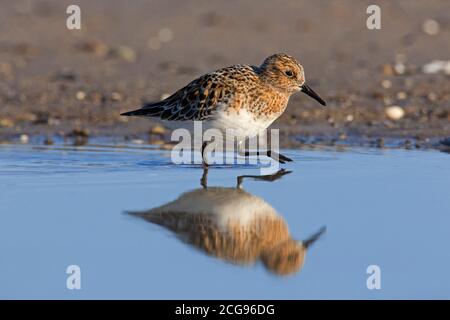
[0,0,449,149]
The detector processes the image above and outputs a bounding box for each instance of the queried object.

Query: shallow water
[0,143,449,299]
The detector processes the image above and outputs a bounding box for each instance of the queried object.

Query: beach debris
[19,134,29,144]
[111,92,123,101]
[75,90,87,100]
[422,60,450,75]
[382,64,395,76]
[149,125,166,136]
[345,114,354,122]
[394,63,406,75]
[109,45,137,62]
[0,118,14,128]
[381,79,392,89]
[396,91,407,100]
[422,19,440,36]
[427,92,438,102]
[394,54,407,75]
[78,40,109,57]
[385,106,405,121]
[44,137,54,145]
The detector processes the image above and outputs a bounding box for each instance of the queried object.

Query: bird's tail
[120,102,165,117]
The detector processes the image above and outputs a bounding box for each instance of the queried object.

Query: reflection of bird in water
[128,169,325,276]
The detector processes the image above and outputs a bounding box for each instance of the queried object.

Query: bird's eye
[285,70,294,77]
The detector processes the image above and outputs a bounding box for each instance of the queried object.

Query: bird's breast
[208,107,278,140]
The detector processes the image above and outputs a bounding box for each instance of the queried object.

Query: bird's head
[259,53,326,106]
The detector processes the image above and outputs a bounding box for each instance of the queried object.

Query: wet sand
[0,0,449,150]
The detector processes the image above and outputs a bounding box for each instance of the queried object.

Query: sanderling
[121,53,326,164]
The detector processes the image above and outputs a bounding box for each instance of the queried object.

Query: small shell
[385,106,405,121]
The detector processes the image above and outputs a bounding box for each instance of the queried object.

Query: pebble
[382,64,394,76]
[422,19,440,36]
[381,79,392,89]
[20,134,29,144]
[79,40,109,57]
[394,63,406,75]
[113,46,137,62]
[111,92,123,101]
[396,92,407,100]
[385,106,405,121]
[76,91,87,100]
[422,60,450,74]
[0,118,14,128]
[149,125,166,135]
[427,92,437,101]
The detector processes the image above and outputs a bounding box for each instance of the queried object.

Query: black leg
[241,149,293,164]
[201,141,209,167]
[237,169,292,188]
[200,167,208,189]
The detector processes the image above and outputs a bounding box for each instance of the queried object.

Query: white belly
[206,109,276,141]
[157,109,278,144]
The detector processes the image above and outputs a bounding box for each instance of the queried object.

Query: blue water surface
[0,143,449,299]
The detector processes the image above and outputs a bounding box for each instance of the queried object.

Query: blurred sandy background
[0,0,449,148]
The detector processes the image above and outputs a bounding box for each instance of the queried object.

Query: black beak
[301,84,326,106]
[303,226,327,249]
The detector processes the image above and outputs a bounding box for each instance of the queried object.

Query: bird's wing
[121,69,239,121]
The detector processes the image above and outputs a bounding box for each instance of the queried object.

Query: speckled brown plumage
[129,187,308,275]
[121,53,326,141]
